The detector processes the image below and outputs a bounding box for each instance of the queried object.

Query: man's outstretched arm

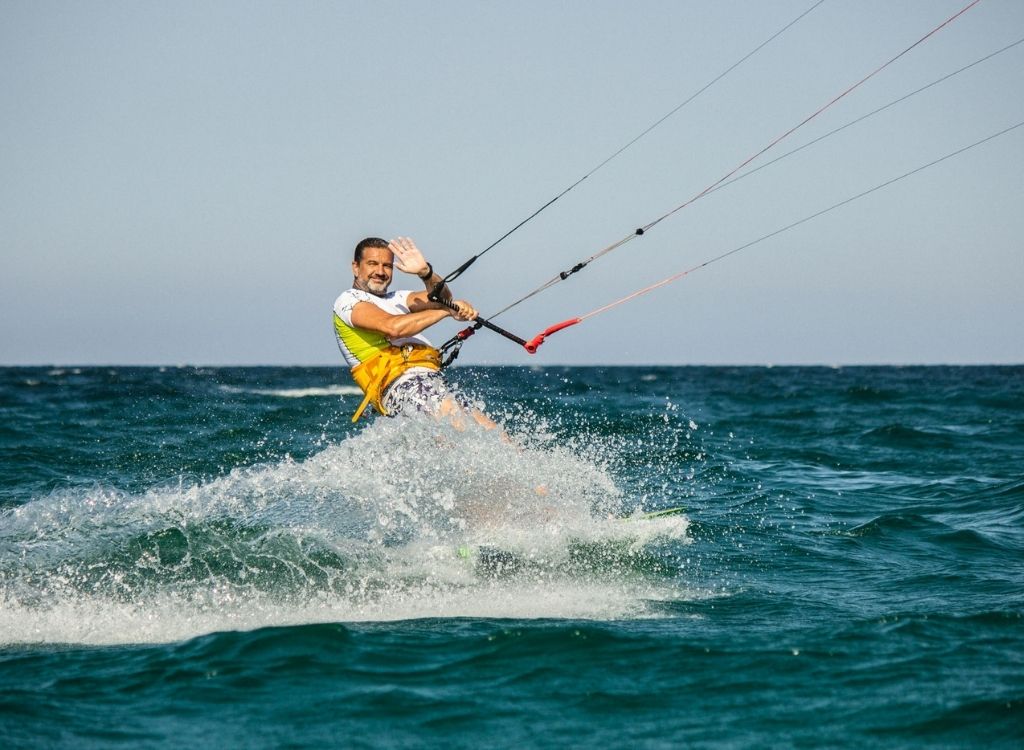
[350,298,478,340]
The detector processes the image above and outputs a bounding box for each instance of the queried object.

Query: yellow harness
[349,343,442,422]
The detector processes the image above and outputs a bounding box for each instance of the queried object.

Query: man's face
[352,246,394,296]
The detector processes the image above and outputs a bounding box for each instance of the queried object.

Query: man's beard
[357,277,389,296]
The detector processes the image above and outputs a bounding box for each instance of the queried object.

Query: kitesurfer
[333,236,495,427]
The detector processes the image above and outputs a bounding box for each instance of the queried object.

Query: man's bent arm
[350,302,451,340]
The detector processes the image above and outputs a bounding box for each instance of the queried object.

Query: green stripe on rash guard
[334,313,390,365]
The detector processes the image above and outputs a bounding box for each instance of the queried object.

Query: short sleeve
[333,289,371,326]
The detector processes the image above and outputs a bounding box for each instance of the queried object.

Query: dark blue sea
[1,365,1021,748]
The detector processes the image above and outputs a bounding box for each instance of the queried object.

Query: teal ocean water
[1,365,1021,748]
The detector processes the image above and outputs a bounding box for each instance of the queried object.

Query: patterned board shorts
[380,369,472,417]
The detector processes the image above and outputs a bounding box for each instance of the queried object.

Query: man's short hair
[354,237,389,263]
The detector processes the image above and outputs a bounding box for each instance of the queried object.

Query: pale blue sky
[2,0,1021,365]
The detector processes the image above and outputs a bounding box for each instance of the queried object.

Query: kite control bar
[429,288,528,348]
[430,285,583,356]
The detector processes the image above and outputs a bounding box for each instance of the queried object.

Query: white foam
[0,412,694,646]
[0,573,706,646]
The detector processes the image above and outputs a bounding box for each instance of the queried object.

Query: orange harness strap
[349,344,442,422]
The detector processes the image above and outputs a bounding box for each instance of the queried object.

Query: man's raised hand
[388,237,429,278]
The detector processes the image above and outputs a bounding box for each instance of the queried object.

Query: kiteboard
[454,506,687,577]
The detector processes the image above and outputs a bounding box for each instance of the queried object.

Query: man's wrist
[417,262,433,280]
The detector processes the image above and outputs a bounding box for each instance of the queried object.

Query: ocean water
[0,365,1021,748]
